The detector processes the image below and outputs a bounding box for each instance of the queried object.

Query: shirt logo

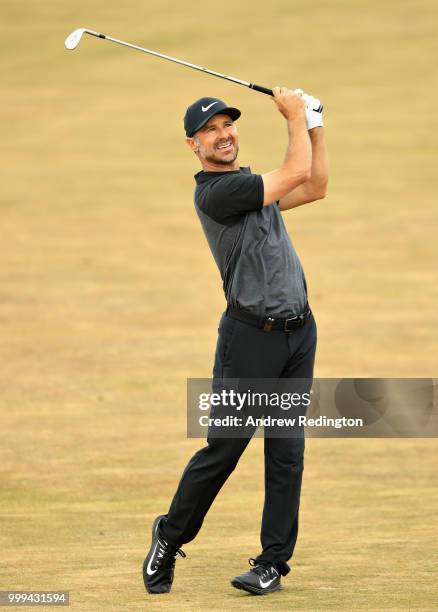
[202,101,219,112]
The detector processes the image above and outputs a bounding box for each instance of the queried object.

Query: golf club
[64,28,323,112]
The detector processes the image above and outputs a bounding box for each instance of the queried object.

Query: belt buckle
[284,315,300,332]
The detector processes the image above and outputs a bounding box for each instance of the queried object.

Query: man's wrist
[287,113,307,130]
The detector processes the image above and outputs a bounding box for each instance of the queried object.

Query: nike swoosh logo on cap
[202,101,219,112]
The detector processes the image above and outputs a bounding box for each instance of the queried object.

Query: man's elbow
[312,180,328,201]
[313,189,327,201]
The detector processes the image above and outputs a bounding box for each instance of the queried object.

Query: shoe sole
[145,587,170,594]
[231,579,282,596]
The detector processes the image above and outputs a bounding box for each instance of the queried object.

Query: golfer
[143,87,328,595]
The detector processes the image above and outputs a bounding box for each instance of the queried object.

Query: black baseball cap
[184,97,241,137]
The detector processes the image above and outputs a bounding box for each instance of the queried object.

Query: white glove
[294,89,324,130]
[305,107,323,130]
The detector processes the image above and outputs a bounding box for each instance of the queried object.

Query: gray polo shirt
[194,166,308,317]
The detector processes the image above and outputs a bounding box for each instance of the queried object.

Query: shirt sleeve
[200,173,264,224]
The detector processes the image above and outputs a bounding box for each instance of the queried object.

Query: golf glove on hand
[305,107,323,130]
[294,89,324,130]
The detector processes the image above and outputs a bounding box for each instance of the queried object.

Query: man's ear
[186,137,199,153]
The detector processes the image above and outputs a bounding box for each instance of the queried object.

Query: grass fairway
[1,0,438,609]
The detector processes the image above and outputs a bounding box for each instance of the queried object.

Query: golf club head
[65,28,86,50]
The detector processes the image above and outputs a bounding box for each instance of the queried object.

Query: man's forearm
[278,127,328,211]
[262,114,312,205]
[308,128,328,197]
[284,115,313,180]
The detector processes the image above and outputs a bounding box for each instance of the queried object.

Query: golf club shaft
[83,30,274,96]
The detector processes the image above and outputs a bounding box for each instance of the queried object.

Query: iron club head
[64,28,86,50]
[65,28,103,50]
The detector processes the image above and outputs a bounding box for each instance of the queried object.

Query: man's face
[188,114,239,166]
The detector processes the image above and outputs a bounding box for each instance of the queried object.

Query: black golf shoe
[231,558,282,595]
[142,515,186,594]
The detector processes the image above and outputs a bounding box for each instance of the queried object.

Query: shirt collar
[195,166,251,184]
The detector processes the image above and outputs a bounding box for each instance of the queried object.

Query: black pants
[162,309,317,576]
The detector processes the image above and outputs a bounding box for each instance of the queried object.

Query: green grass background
[1,0,437,609]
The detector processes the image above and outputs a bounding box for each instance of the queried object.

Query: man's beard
[205,143,239,165]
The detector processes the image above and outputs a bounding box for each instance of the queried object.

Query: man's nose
[217,127,229,139]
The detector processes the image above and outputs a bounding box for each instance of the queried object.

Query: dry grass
[1,0,437,609]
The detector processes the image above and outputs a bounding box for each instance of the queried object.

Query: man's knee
[205,436,249,472]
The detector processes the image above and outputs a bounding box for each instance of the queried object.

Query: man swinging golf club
[143,86,328,596]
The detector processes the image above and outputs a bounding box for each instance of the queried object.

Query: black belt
[226,305,312,332]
